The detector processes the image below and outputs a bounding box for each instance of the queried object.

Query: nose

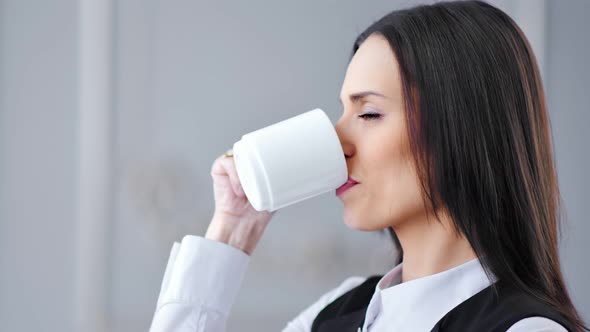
[335,116,355,160]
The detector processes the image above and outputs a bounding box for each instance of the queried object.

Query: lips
[336,177,359,196]
[346,176,359,184]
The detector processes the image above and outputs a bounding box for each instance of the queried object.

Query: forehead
[340,34,401,98]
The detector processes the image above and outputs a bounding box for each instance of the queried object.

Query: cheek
[367,127,423,227]
[379,161,425,226]
[344,161,422,231]
[342,117,425,230]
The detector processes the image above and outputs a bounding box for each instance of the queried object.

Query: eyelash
[357,113,381,121]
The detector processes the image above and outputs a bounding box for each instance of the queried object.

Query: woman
[149,1,588,331]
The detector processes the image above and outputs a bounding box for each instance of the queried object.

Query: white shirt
[149,235,568,332]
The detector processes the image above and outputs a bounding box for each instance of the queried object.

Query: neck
[393,210,477,283]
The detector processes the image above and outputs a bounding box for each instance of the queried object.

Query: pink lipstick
[336,177,359,196]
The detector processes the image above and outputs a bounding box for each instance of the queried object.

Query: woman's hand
[205,153,276,255]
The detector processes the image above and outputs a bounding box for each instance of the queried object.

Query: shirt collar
[363,257,496,331]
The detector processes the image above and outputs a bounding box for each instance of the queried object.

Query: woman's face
[335,33,425,231]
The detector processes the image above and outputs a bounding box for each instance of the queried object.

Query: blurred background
[0,0,588,331]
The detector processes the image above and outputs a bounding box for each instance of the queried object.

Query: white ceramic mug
[232,108,348,211]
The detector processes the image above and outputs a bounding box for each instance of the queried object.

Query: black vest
[311,275,575,332]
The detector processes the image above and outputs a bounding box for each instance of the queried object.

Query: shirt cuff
[156,241,181,309]
[160,235,250,317]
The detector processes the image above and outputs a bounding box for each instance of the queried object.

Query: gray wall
[0,1,588,331]
[0,1,78,331]
[546,0,590,319]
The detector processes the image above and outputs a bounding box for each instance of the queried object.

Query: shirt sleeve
[149,235,250,332]
[506,317,568,332]
[281,276,368,332]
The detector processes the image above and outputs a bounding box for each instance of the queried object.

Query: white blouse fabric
[149,235,568,332]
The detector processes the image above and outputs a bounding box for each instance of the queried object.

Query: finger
[211,154,230,176]
[210,157,235,196]
[219,156,245,197]
[226,158,246,197]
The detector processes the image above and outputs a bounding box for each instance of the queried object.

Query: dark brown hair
[353,1,587,330]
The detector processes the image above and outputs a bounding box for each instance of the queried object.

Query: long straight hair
[353,1,587,330]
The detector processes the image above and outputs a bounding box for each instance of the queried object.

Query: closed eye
[358,113,381,120]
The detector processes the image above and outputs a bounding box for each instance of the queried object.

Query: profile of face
[336,33,426,232]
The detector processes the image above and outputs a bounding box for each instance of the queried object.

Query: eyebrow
[339,91,387,105]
